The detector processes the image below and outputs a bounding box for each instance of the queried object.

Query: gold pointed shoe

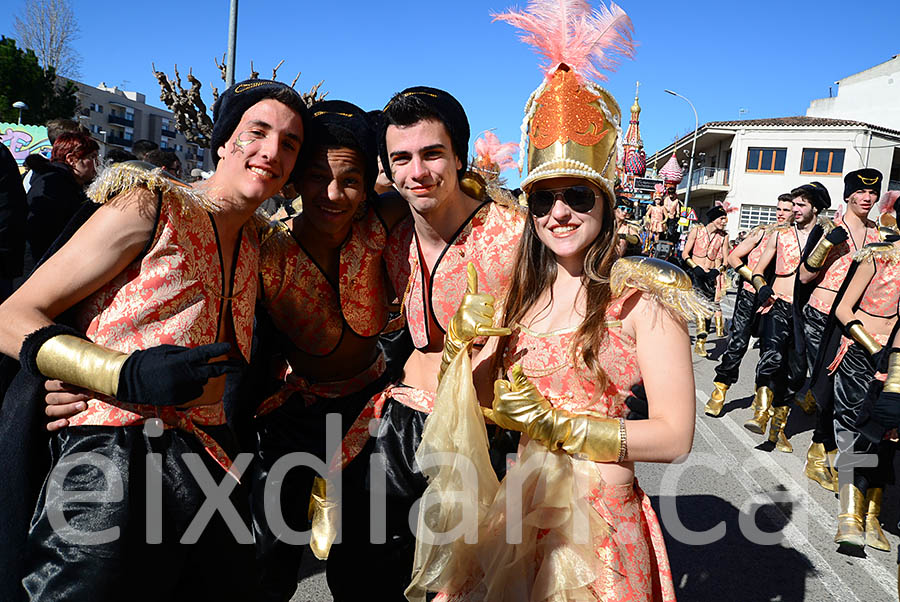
[768,405,793,453]
[714,313,725,337]
[308,477,339,560]
[804,442,836,492]
[744,387,774,435]
[834,484,866,548]
[796,390,817,415]
[694,337,707,357]
[705,382,729,417]
[865,488,891,552]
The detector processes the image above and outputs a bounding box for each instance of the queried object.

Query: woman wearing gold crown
[405,3,708,601]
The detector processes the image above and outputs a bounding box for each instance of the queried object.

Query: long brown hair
[496,189,620,387]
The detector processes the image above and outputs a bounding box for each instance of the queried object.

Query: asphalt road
[290,290,900,602]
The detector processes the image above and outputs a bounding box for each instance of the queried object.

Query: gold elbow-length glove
[438,263,510,385]
[490,364,625,463]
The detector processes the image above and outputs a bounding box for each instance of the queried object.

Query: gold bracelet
[685,258,699,269]
[847,322,882,356]
[736,264,753,282]
[34,334,128,398]
[805,239,834,270]
[751,274,767,291]
[883,352,900,394]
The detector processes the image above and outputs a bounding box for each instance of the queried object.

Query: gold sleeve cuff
[685,258,699,269]
[557,413,622,463]
[438,321,467,385]
[34,335,128,397]
[884,352,900,394]
[751,274,767,291]
[848,323,882,356]
[736,264,753,282]
[805,239,834,269]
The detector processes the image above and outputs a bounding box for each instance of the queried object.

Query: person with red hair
[18,131,99,284]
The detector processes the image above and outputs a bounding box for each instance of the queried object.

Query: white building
[648,56,900,238]
[67,78,213,172]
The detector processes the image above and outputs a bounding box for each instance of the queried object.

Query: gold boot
[805,442,836,492]
[827,449,839,492]
[705,382,729,417]
[744,387,774,435]
[796,390,816,415]
[834,483,866,548]
[714,312,725,337]
[865,488,891,552]
[768,405,793,453]
[694,317,708,357]
[308,477,339,560]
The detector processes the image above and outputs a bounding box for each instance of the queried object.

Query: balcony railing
[677,166,730,190]
[108,114,134,127]
[160,128,177,138]
[106,134,132,147]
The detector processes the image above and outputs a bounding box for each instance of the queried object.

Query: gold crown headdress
[494,0,635,204]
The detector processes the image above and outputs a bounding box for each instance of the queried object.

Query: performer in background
[405,3,706,600]
[615,198,641,257]
[646,194,666,248]
[0,80,307,602]
[664,186,680,241]
[705,194,794,416]
[824,171,894,551]
[746,183,828,452]
[797,169,881,491]
[682,205,728,357]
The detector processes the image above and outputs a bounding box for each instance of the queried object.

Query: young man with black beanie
[0,78,307,602]
[324,86,525,600]
[796,169,881,491]
[745,182,828,453]
[248,99,408,602]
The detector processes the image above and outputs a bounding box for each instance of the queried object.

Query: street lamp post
[12,101,28,125]
[664,89,698,212]
[98,129,108,158]
[226,0,239,87]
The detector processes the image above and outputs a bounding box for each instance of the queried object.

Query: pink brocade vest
[259,206,389,356]
[858,253,900,319]
[742,228,773,293]
[774,227,803,277]
[385,200,525,349]
[691,225,725,262]
[68,191,259,475]
[815,218,879,293]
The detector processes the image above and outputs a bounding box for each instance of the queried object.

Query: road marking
[697,389,898,599]
[693,395,859,602]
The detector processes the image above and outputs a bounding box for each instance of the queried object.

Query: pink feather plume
[720,200,739,214]
[879,190,899,215]
[493,0,636,81]
[474,131,520,172]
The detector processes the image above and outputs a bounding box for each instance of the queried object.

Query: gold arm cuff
[805,239,834,269]
[751,274,767,291]
[437,323,467,385]
[736,264,754,282]
[558,413,622,463]
[883,353,900,394]
[685,258,699,269]
[848,323,882,356]
[34,334,128,398]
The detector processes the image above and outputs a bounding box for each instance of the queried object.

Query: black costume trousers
[802,304,837,448]
[22,424,255,602]
[251,374,388,602]
[833,343,895,491]
[691,270,718,336]
[714,287,758,385]
[755,298,806,406]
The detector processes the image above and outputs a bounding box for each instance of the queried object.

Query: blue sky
[2,0,898,184]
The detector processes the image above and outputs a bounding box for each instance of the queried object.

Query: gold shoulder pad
[853,241,900,264]
[877,225,899,242]
[86,160,215,212]
[610,256,715,321]
[259,218,291,249]
[817,215,836,234]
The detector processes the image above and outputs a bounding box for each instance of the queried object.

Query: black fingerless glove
[117,342,241,406]
[757,285,774,304]
[691,266,707,281]
[825,227,849,245]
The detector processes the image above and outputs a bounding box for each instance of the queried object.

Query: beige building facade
[66,78,213,172]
